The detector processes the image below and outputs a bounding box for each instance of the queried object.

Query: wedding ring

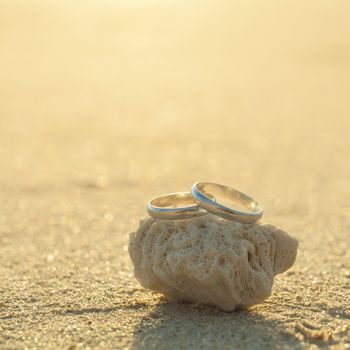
[191,182,263,223]
[147,192,208,220]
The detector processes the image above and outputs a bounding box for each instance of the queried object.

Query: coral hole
[219,256,226,265]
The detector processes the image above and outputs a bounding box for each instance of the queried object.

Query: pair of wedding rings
[147,181,263,224]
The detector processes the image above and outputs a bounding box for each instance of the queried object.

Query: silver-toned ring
[191,181,263,223]
[147,192,208,220]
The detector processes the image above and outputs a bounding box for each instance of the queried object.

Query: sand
[0,0,349,349]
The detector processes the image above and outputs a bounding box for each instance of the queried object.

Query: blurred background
[1,1,350,196]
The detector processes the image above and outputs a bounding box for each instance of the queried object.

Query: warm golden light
[0,0,349,348]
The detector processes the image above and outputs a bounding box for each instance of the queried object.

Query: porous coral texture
[129,214,298,311]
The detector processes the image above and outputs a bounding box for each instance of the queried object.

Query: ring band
[147,192,208,220]
[191,182,263,223]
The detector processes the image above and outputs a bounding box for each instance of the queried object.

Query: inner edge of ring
[148,192,201,213]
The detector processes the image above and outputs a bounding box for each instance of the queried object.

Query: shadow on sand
[129,301,304,350]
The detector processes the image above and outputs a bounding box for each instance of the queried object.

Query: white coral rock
[128,214,298,311]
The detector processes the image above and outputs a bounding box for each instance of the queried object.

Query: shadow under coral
[130,300,304,350]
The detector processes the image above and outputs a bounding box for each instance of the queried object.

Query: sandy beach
[0,0,349,348]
